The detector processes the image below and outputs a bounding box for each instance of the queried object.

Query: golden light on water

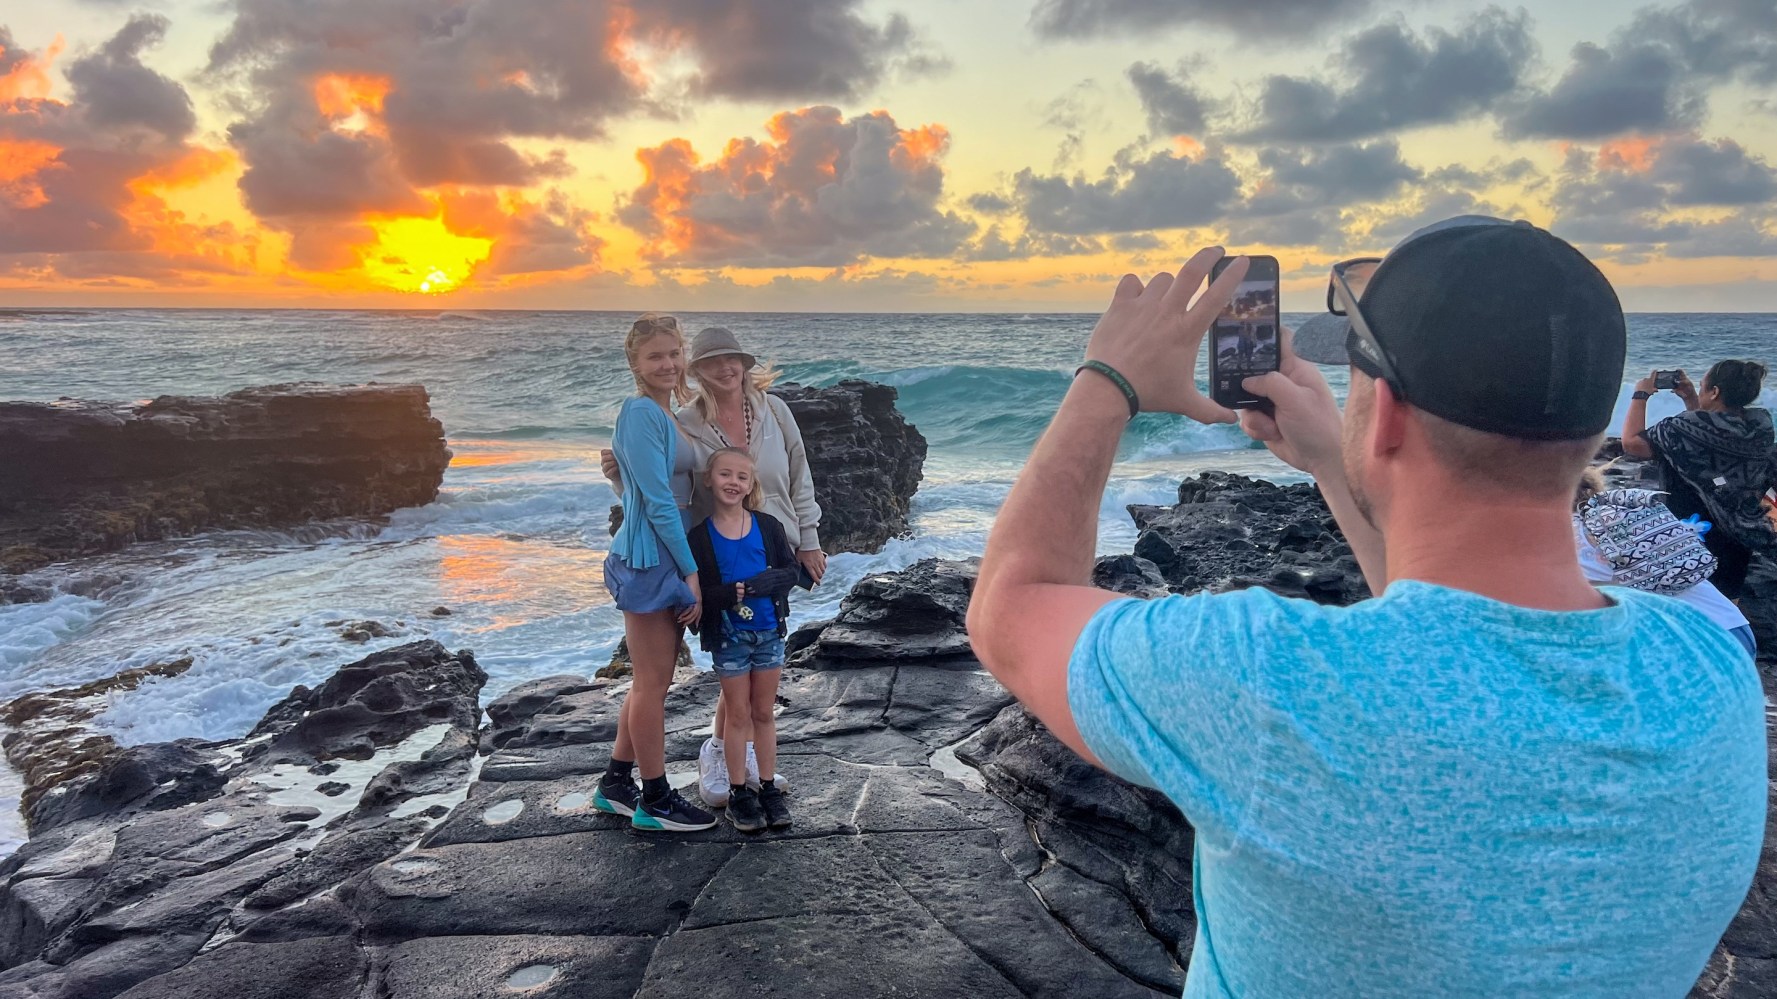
[360,215,493,294]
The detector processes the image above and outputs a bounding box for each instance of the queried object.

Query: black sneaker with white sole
[632,787,717,832]
[726,784,767,833]
[758,782,792,830]
[591,775,639,817]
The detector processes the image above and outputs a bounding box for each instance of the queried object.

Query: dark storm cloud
[1649,136,1777,206]
[1548,137,1777,250]
[1498,43,1700,139]
[967,192,1015,215]
[1664,218,1777,258]
[1542,140,1776,251]
[205,0,943,247]
[1246,141,1421,215]
[209,0,651,195]
[1012,150,1242,235]
[618,107,975,268]
[1126,62,1210,137]
[64,15,196,142]
[961,226,1101,261]
[1029,0,1374,41]
[229,122,427,220]
[1238,8,1535,143]
[0,19,222,261]
[633,0,941,102]
[1503,0,1777,140]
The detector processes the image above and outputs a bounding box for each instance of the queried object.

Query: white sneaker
[743,743,788,792]
[698,738,730,807]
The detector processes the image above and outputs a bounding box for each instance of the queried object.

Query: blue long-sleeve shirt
[609,397,696,577]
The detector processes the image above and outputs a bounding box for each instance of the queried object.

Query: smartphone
[1207,255,1281,409]
[1654,370,1679,390]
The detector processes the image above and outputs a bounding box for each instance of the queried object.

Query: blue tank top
[709,515,777,631]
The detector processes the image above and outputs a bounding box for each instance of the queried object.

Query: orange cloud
[313,73,391,125]
[1598,135,1660,172]
[0,139,59,208]
[0,34,61,102]
[620,106,972,268]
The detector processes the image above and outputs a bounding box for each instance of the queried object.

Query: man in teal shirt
[967,217,1766,997]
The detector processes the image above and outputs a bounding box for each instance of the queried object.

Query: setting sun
[359,216,493,295]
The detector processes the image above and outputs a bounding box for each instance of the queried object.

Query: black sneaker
[726,784,767,834]
[758,782,792,830]
[592,775,639,817]
[632,787,717,832]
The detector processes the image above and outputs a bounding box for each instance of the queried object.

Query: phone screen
[1208,255,1280,409]
[1655,370,1677,390]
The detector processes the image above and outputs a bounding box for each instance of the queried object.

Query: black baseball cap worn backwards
[1294,215,1627,441]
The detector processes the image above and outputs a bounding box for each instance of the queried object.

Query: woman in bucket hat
[603,325,824,807]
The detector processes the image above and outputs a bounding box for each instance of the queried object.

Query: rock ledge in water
[0,382,451,573]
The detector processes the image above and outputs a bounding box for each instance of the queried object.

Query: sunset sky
[2,0,1775,311]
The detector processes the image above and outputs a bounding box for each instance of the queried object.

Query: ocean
[2,308,1774,854]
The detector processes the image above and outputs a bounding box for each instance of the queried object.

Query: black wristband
[1075,360,1140,419]
[1632,390,1652,401]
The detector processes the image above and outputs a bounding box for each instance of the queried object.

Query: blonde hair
[705,446,766,511]
[624,313,693,406]
[1575,465,1608,508]
[691,355,781,422]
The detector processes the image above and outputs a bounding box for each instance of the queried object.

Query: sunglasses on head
[1326,257,1407,399]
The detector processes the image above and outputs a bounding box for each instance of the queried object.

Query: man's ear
[1369,380,1409,458]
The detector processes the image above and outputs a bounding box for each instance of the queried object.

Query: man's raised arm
[967,248,1246,765]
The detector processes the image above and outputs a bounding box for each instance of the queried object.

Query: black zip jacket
[687,510,809,652]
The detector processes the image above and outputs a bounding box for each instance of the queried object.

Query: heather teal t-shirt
[1068,582,1766,999]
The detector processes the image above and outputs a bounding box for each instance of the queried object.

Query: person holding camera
[966,217,1764,998]
[1620,360,1776,599]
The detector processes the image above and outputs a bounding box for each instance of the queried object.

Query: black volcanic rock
[790,557,977,666]
[1131,471,1369,605]
[246,641,486,763]
[1092,554,1170,599]
[0,383,451,573]
[608,380,928,555]
[770,379,927,553]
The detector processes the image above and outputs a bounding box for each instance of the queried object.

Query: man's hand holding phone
[1079,246,1245,425]
[1237,328,1344,478]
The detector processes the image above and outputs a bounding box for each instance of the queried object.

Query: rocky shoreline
[0,432,1771,995]
[0,384,451,575]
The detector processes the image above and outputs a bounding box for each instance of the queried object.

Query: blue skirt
[604,552,695,614]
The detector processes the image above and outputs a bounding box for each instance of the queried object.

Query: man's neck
[1380,487,1607,612]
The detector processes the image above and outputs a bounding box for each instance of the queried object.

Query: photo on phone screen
[1655,370,1677,390]
[1208,255,1280,409]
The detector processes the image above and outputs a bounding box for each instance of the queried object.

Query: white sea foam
[0,749,24,857]
[0,593,108,685]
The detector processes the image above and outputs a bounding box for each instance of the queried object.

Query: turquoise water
[0,309,1770,751]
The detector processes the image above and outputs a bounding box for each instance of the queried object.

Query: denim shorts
[603,552,695,615]
[712,628,785,677]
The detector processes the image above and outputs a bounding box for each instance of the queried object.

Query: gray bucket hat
[1293,215,1531,365]
[690,327,757,370]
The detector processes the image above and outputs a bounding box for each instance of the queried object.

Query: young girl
[595,314,717,833]
[687,447,807,832]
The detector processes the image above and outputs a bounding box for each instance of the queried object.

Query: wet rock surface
[1130,471,1369,605]
[607,379,928,555]
[3,464,1772,999]
[0,564,1170,999]
[0,383,450,574]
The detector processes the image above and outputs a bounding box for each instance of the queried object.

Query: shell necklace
[711,396,754,450]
